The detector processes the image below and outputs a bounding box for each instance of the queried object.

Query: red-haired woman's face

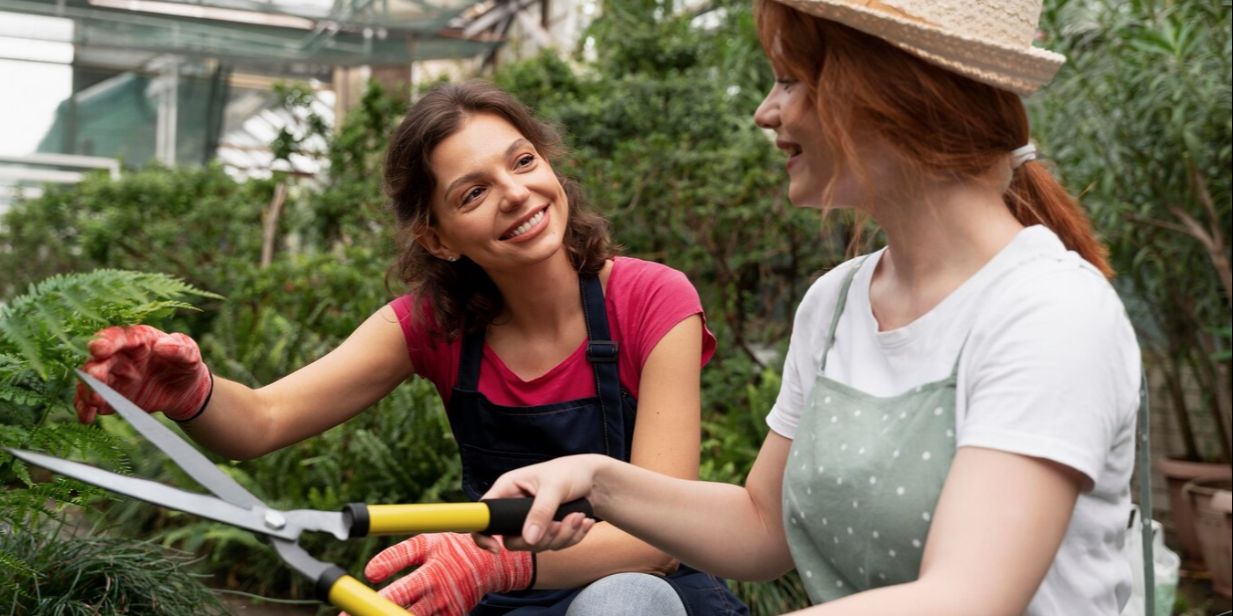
[754,73,901,211]
[754,77,833,209]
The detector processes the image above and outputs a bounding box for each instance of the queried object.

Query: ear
[415,224,456,261]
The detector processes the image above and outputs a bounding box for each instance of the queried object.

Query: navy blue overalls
[449,274,748,616]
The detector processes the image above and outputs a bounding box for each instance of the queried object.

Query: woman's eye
[515,153,536,168]
[776,78,797,90]
[461,187,485,205]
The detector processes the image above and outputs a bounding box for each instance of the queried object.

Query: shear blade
[76,370,263,510]
[6,447,299,541]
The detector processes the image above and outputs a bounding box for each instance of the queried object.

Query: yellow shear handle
[366,502,491,534]
[328,574,413,616]
[342,498,594,537]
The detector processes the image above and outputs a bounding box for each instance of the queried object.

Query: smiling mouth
[501,208,546,240]
[778,140,803,160]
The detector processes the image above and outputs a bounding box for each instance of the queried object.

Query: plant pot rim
[1156,456,1233,477]
[1184,476,1233,494]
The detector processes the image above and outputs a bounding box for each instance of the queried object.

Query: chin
[787,187,826,210]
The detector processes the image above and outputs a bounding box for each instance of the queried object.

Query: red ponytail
[1007,161,1112,276]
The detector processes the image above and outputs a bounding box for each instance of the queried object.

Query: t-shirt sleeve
[615,261,717,370]
[957,269,1141,487]
[389,295,455,397]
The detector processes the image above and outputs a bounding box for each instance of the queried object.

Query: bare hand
[473,454,608,553]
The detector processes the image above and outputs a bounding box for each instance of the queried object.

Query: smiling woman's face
[418,112,570,273]
[754,77,832,208]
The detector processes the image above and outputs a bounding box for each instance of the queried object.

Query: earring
[445,255,458,262]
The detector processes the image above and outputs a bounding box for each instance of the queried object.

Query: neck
[870,175,1022,286]
[863,173,1023,330]
[487,252,585,338]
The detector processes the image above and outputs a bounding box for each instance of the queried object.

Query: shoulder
[966,239,1141,406]
[980,236,1132,340]
[610,256,693,284]
[608,256,699,299]
[389,293,446,342]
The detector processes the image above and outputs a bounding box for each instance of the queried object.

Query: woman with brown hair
[74,81,747,616]
[482,1,1143,613]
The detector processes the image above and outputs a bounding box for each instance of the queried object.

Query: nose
[498,175,531,212]
[754,88,780,130]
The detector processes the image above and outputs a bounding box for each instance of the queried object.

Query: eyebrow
[443,138,532,200]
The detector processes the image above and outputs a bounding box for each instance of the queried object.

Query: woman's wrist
[172,368,214,423]
[588,454,624,519]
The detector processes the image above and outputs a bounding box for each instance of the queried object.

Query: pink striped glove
[361,533,534,616]
[74,325,213,423]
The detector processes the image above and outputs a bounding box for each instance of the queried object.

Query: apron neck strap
[821,258,868,373]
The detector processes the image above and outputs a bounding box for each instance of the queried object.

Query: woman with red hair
[483,1,1143,613]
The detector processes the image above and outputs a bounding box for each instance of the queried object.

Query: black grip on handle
[341,502,369,538]
[314,565,347,602]
[481,497,594,536]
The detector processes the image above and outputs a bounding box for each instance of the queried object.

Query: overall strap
[820,258,867,373]
[579,274,623,449]
[457,330,485,391]
[1136,371,1156,614]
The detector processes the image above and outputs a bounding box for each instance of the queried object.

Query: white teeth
[507,210,544,239]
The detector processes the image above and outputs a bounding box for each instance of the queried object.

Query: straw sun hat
[771,0,1067,95]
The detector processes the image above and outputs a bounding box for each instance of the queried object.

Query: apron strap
[820,258,868,373]
[580,274,625,456]
[458,329,485,392]
[1136,370,1156,614]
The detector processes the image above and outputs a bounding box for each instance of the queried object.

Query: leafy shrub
[0,521,227,616]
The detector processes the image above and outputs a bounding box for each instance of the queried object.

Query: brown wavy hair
[384,80,615,339]
[755,1,1112,277]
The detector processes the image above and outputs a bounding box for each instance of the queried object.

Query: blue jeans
[565,573,689,616]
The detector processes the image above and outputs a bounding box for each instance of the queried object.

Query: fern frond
[0,270,217,379]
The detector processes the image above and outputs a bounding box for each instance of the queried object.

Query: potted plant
[1184,477,1233,598]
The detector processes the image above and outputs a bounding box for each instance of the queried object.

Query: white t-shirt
[767,225,1141,614]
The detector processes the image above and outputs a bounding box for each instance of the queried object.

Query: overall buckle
[586,340,619,363]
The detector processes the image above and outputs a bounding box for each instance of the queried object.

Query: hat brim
[774,0,1066,95]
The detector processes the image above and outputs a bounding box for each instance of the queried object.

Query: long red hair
[756,1,1112,277]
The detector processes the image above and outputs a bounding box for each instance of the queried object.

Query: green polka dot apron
[782,261,959,603]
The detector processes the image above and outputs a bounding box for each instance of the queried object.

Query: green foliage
[1036,0,1232,461]
[0,270,224,613]
[0,164,273,302]
[0,521,227,615]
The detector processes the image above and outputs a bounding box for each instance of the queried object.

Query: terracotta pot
[1155,457,1231,560]
[1184,477,1232,599]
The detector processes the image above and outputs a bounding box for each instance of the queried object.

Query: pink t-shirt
[390,257,716,407]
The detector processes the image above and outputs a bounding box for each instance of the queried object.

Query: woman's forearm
[182,306,414,460]
[590,457,794,581]
[182,377,282,459]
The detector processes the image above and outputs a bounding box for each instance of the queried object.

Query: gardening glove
[356,532,534,616]
[74,325,213,424]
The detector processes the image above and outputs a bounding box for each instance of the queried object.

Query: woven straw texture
[772,0,1066,95]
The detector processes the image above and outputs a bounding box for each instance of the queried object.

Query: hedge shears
[7,371,591,616]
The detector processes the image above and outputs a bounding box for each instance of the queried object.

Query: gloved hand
[74,325,213,423]
[360,532,534,616]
